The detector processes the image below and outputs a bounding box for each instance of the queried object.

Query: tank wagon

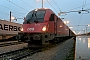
[18,8,75,47]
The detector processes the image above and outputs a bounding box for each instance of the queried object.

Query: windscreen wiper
[34,13,38,23]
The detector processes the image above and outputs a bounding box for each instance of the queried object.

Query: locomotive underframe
[17,32,55,47]
[17,31,75,47]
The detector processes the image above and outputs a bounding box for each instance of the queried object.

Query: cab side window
[49,14,54,21]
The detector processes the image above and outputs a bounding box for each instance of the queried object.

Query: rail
[0,47,41,60]
[0,42,24,47]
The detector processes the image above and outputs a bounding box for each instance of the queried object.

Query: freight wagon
[0,20,22,41]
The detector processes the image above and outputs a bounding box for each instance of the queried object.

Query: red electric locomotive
[18,8,75,47]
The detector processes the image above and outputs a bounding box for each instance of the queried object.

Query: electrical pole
[69,29,70,37]
[42,0,44,8]
[10,11,11,22]
[86,26,87,34]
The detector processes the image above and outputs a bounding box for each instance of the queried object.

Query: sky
[0,0,90,34]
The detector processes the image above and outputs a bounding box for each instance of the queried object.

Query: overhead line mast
[42,0,44,8]
[10,11,11,22]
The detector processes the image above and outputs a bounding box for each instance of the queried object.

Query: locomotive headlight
[42,26,47,32]
[20,28,23,31]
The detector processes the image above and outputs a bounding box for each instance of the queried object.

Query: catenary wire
[78,0,87,25]
[0,10,9,15]
[67,4,90,12]
[46,0,58,13]
[21,0,34,9]
[52,0,61,12]
[0,10,9,19]
[0,4,25,15]
[7,0,28,11]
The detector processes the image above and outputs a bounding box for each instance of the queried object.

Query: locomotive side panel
[56,18,69,36]
[44,9,55,34]
[48,21,54,33]
[44,9,54,21]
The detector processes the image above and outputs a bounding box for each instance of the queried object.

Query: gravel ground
[21,38,75,60]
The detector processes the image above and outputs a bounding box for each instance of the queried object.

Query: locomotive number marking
[35,24,40,26]
[27,28,34,31]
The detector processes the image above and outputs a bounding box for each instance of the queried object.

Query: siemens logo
[0,24,21,31]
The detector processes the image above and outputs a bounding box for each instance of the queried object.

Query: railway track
[0,39,63,60]
[0,41,24,47]
[0,37,74,60]
[0,47,41,60]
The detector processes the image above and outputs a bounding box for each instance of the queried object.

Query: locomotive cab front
[18,8,54,47]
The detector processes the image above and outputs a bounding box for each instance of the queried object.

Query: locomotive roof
[31,8,55,14]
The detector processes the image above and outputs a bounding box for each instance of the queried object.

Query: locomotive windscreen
[25,10,45,24]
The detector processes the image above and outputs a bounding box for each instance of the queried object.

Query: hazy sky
[0,0,90,34]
